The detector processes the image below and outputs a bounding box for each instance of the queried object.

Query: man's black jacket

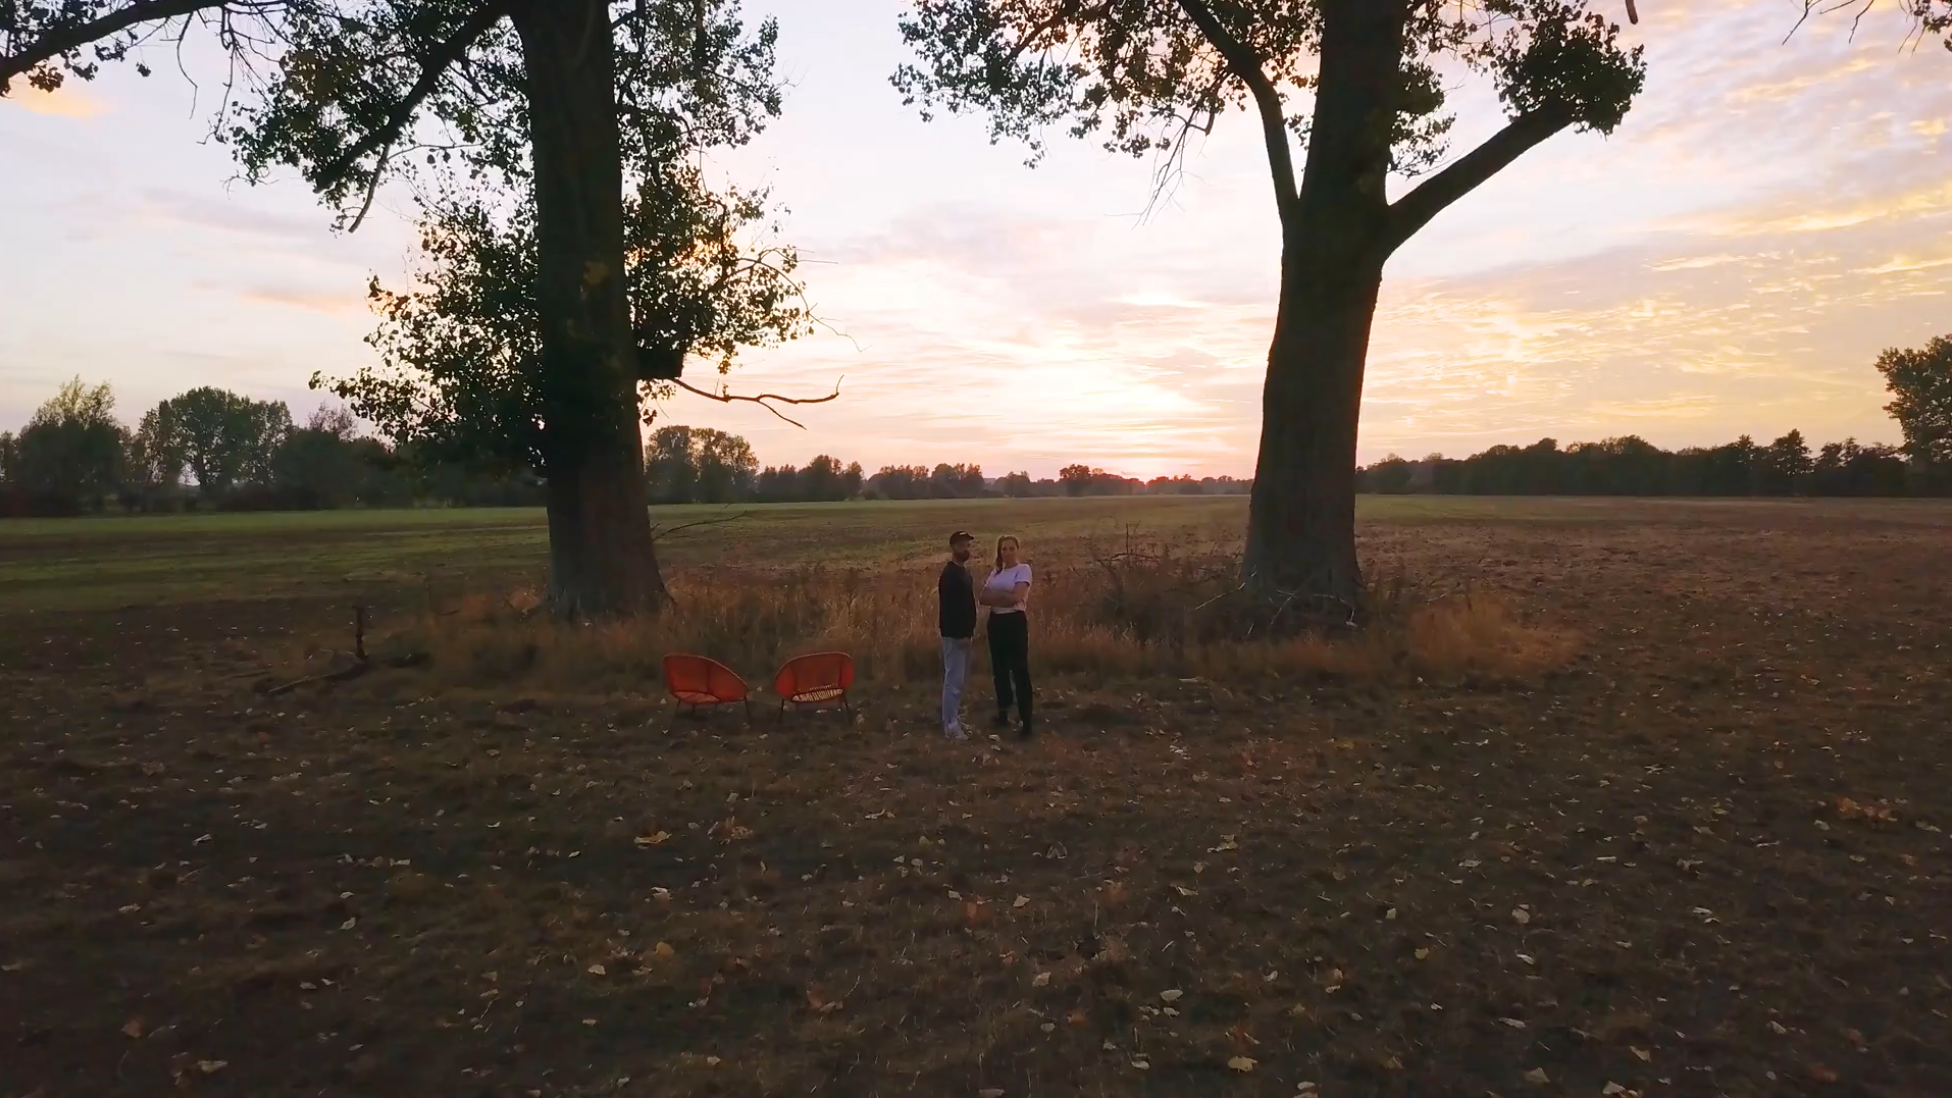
[938,561,976,639]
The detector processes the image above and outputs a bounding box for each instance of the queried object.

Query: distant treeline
[0,379,547,517]
[21,378,1939,517]
[1357,431,1950,498]
[641,427,1250,503]
[0,381,1250,518]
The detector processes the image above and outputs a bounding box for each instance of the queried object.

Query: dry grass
[374,538,1579,694]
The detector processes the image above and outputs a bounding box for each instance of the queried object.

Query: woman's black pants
[986,611,1032,725]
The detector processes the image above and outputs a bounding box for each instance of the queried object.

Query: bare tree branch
[0,0,233,89]
[1173,0,1300,223]
[1383,109,1569,252]
[311,1,512,193]
[670,376,841,429]
[345,139,393,232]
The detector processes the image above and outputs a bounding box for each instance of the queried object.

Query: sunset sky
[2,0,1948,478]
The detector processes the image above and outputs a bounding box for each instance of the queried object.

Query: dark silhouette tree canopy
[327,168,817,477]
[1,0,805,617]
[1876,334,1952,468]
[895,0,1644,610]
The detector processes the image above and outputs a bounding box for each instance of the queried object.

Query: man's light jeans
[940,637,973,734]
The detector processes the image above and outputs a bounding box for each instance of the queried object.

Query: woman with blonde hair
[980,534,1034,738]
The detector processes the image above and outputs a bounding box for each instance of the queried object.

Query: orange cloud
[239,288,368,317]
[3,84,106,119]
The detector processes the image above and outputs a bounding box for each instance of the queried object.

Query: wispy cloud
[1,0,1948,475]
[238,286,370,316]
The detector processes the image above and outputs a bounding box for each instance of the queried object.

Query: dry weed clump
[380,539,1578,692]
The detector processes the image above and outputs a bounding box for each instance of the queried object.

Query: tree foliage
[893,0,1644,221]
[146,387,293,497]
[1875,334,1952,468]
[331,165,811,473]
[12,377,125,503]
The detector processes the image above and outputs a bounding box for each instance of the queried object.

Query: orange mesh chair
[661,653,750,728]
[771,651,856,723]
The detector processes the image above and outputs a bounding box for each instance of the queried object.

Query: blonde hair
[994,534,1020,571]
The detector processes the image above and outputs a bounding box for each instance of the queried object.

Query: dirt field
[3,497,1949,1097]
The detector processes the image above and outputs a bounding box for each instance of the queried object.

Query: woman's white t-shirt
[985,563,1032,613]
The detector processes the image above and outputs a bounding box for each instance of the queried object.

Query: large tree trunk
[1242,254,1384,612]
[513,0,667,617]
[1241,0,1404,615]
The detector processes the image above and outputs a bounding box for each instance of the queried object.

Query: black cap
[949,530,974,545]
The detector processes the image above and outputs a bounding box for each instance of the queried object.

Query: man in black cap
[938,531,978,740]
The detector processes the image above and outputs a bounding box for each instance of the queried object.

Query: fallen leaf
[339,917,357,931]
[1499,1017,1527,1029]
[654,942,676,960]
[633,831,671,847]
[1807,1064,1839,1083]
[582,1018,597,1026]
[1039,1022,1055,1033]
[1601,1085,1626,1096]
[587,963,606,976]
[1631,1046,1651,1062]
[1413,948,1430,961]
[1768,1020,1788,1035]
[1523,1067,1550,1085]
[121,1018,144,1039]
[1067,1010,1088,1027]
[1227,1056,1256,1072]
[978,1090,1005,1098]
[197,1061,228,1075]
[0,962,23,973]
[1385,908,1397,920]
[1160,989,1183,1003]
[1512,908,1532,926]
[1130,1060,1150,1070]
[1032,972,1051,987]
[1013,895,1030,909]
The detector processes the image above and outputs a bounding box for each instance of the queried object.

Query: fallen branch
[261,660,372,697]
[672,376,842,429]
[650,507,754,544]
[259,651,428,697]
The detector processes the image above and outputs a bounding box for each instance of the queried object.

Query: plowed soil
[3,498,1949,1097]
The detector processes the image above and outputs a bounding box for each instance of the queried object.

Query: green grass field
[5,494,1951,612]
